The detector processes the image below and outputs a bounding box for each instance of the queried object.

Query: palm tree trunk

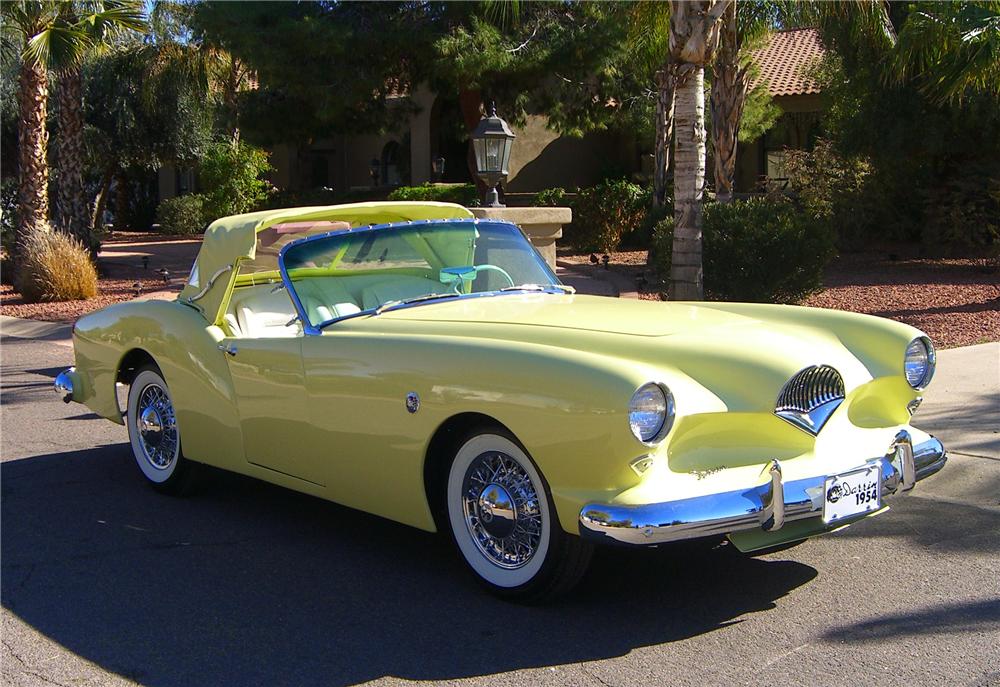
[671,64,707,300]
[92,169,114,239]
[55,66,92,246]
[653,63,676,208]
[15,59,50,261]
[115,172,130,230]
[710,1,749,204]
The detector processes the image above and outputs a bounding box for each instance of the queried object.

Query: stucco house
[735,27,826,192]
[158,28,826,202]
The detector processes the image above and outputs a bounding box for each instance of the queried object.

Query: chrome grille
[775,365,845,434]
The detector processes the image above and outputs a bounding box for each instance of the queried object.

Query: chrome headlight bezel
[904,336,936,390]
[628,382,675,445]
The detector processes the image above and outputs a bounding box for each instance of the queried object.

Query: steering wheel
[473,264,515,289]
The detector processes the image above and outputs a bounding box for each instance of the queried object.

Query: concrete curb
[0,315,73,342]
[555,260,640,299]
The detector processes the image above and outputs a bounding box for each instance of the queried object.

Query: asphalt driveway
[1,323,998,687]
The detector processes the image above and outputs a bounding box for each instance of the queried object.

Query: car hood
[384,293,741,337]
[380,293,895,411]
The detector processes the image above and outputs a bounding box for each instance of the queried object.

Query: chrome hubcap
[135,383,177,470]
[462,452,542,569]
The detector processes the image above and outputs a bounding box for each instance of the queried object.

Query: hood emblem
[774,365,845,435]
[405,392,420,414]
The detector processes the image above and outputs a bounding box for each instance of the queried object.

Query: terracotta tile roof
[752,28,825,97]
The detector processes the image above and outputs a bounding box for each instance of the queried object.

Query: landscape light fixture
[471,102,515,207]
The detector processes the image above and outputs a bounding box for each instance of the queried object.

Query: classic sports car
[55,201,946,600]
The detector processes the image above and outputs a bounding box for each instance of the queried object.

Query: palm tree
[54,1,144,247]
[1,1,143,264]
[2,2,79,258]
[623,2,673,208]
[669,0,731,300]
[891,1,1000,105]
[710,1,776,203]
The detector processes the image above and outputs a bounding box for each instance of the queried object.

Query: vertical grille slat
[774,365,846,435]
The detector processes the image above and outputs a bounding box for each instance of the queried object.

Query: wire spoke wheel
[446,430,592,600]
[135,382,179,471]
[461,451,543,569]
[126,366,195,494]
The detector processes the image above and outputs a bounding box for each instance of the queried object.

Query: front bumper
[54,367,78,403]
[578,430,946,546]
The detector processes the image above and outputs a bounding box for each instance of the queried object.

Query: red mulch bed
[560,249,1000,349]
[801,254,999,349]
[1,231,192,323]
[1,279,179,323]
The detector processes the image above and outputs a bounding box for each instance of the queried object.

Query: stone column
[469,207,571,270]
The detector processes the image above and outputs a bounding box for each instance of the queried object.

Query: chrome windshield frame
[277,217,562,336]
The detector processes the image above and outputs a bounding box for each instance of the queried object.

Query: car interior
[223,273,452,338]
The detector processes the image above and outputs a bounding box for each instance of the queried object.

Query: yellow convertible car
[55,201,946,600]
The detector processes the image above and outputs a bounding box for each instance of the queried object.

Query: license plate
[823,465,881,523]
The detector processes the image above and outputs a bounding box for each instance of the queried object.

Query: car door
[298,329,442,529]
[221,335,324,485]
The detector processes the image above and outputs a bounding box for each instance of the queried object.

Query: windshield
[279,219,561,328]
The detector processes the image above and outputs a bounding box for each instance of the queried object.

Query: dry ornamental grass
[15,228,98,303]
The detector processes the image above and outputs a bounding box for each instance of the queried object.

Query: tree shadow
[872,295,1000,320]
[2,445,817,687]
[822,599,1000,643]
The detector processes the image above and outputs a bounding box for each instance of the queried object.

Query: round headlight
[904,337,935,389]
[629,383,675,444]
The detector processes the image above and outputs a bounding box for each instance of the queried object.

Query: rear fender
[73,299,245,472]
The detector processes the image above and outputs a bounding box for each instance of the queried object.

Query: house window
[381,141,401,186]
[766,149,787,182]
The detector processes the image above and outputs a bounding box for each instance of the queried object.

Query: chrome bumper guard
[579,430,946,546]
[54,367,77,403]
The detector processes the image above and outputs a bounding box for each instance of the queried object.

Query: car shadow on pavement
[3,444,817,687]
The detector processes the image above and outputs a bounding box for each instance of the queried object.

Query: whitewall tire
[126,366,197,494]
[446,429,592,601]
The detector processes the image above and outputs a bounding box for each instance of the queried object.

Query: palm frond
[891,1,1000,103]
[24,22,92,69]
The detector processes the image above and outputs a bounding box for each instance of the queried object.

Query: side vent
[775,365,845,435]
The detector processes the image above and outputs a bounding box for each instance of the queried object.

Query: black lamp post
[471,102,515,207]
[432,155,446,182]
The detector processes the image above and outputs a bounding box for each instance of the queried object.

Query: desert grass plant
[16,225,98,302]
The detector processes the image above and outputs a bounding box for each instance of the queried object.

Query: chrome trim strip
[54,367,76,403]
[184,264,233,303]
[579,434,946,547]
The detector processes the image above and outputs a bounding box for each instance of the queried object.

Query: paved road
[2,330,998,687]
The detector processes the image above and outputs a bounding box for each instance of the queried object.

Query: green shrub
[260,187,340,210]
[16,226,98,302]
[781,138,903,250]
[199,140,274,219]
[569,179,646,253]
[387,183,478,206]
[156,194,206,235]
[1,177,17,258]
[922,165,1000,258]
[629,198,671,249]
[534,187,568,207]
[649,197,836,303]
